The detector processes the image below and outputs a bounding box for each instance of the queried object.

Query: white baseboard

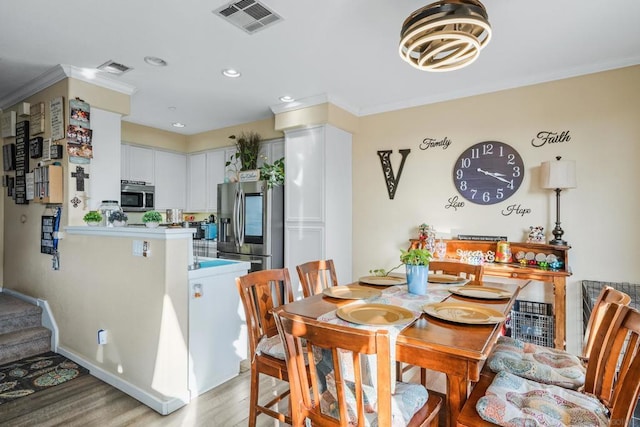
[57,346,189,415]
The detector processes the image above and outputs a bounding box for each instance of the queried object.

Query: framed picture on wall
[1,110,17,138]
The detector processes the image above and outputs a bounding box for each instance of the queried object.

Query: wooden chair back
[582,286,631,359]
[274,308,441,427]
[593,305,640,423]
[428,260,484,285]
[236,268,294,356]
[296,259,339,298]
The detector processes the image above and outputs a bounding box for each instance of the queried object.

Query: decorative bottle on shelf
[99,200,121,227]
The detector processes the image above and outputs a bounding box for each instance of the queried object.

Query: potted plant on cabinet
[259,157,284,188]
[142,210,162,228]
[83,211,103,226]
[109,210,128,227]
[227,131,262,181]
[400,248,432,295]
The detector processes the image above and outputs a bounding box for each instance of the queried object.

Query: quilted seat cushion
[488,336,586,390]
[476,370,609,426]
[256,334,286,359]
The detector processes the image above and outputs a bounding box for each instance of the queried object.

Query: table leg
[553,276,566,349]
[446,374,468,427]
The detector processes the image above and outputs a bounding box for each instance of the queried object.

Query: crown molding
[270,93,359,116]
[0,64,137,110]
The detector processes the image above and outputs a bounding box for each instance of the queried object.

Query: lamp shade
[540,158,577,189]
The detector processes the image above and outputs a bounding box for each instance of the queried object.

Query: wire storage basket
[510,300,554,348]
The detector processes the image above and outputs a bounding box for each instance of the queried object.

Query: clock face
[453,141,525,205]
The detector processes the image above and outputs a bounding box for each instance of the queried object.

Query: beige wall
[186,116,282,153]
[122,121,188,152]
[352,65,640,353]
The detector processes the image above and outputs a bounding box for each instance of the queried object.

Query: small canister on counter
[495,240,513,263]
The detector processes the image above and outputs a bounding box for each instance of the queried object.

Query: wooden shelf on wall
[33,164,63,204]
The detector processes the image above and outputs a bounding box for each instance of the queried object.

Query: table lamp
[540,156,577,245]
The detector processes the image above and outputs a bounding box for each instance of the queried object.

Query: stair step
[0,293,43,334]
[0,327,52,366]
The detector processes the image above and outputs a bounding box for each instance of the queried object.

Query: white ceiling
[1,0,639,136]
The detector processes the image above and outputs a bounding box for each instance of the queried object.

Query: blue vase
[406,264,429,295]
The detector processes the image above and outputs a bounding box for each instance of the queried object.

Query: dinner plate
[323,285,382,300]
[422,302,506,324]
[427,274,468,284]
[336,303,416,326]
[358,275,407,286]
[448,286,513,300]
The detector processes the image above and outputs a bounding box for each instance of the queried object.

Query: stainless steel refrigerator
[216,181,284,272]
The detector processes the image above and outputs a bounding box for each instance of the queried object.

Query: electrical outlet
[97,329,108,345]
[133,240,144,256]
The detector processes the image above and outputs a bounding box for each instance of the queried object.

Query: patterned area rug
[0,351,89,404]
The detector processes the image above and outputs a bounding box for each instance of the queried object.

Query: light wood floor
[0,367,446,426]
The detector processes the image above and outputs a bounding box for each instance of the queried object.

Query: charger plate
[359,275,407,286]
[423,302,505,324]
[323,285,382,300]
[337,303,416,326]
[448,286,513,300]
[428,274,468,284]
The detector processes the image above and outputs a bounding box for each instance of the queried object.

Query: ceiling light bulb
[172,122,186,128]
[144,56,168,67]
[222,68,241,78]
[279,96,295,103]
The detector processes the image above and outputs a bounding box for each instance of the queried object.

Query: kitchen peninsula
[63,226,249,413]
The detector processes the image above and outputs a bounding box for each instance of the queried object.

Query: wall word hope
[531,130,571,147]
[420,136,452,150]
[501,204,531,216]
[445,195,465,211]
[377,149,410,200]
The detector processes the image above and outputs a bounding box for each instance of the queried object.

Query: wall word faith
[420,136,452,150]
[501,204,531,217]
[377,149,410,200]
[531,130,571,147]
[445,195,465,211]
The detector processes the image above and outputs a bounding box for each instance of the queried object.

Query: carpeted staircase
[0,293,51,365]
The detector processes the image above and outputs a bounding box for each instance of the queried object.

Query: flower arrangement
[227,131,262,171]
[142,210,162,223]
[83,211,102,224]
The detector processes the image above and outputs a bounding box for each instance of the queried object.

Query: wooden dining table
[281,278,527,427]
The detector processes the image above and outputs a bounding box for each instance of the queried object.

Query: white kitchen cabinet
[121,144,154,184]
[154,150,187,210]
[187,153,207,211]
[284,125,352,297]
[187,149,227,212]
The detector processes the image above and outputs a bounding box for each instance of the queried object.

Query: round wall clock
[453,141,524,205]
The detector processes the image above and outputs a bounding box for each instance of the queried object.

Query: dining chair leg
[248,364,259,427]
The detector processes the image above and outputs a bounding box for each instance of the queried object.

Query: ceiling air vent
[97,60,133,76]
[214,0,283,34]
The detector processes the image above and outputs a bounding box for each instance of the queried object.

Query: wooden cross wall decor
[377,149,411,200]
[71,166,89,191]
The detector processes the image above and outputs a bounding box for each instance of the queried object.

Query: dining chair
[428,260,484,285]
[487,286,631,390]
[236,268,294,427]
[296,259,339,298]
[457,304,640,427]
[274,308,443,427]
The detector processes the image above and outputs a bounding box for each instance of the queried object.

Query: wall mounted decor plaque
[1,110,17,138]
[50,97,65,141]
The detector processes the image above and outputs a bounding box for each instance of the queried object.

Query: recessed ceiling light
[222,68,241,78]
[168,106,177,111]
[279,95,295,103]
[172,122,186,128]
[144,56,168,67]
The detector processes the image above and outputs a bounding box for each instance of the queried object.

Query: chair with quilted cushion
[487,285,630,390]
[428,260,484,285]
[274,308,443,427]
[236,268,294,427]
[297,259,339,298]
[457,304,640,427]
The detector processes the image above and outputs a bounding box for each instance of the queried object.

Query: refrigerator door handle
[233,187,240,251]
[238,189,245,247]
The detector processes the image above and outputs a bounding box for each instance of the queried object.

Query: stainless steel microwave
[121,181,155,212]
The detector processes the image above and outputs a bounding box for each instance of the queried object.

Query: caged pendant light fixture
[399,0,492,72]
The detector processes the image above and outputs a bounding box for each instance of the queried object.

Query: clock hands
[477,168,512,184]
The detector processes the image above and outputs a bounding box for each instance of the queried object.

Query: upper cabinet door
[155,150,187,210]
[123,145,155,184]
[187,153,207,212]
[206,150,226,212]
